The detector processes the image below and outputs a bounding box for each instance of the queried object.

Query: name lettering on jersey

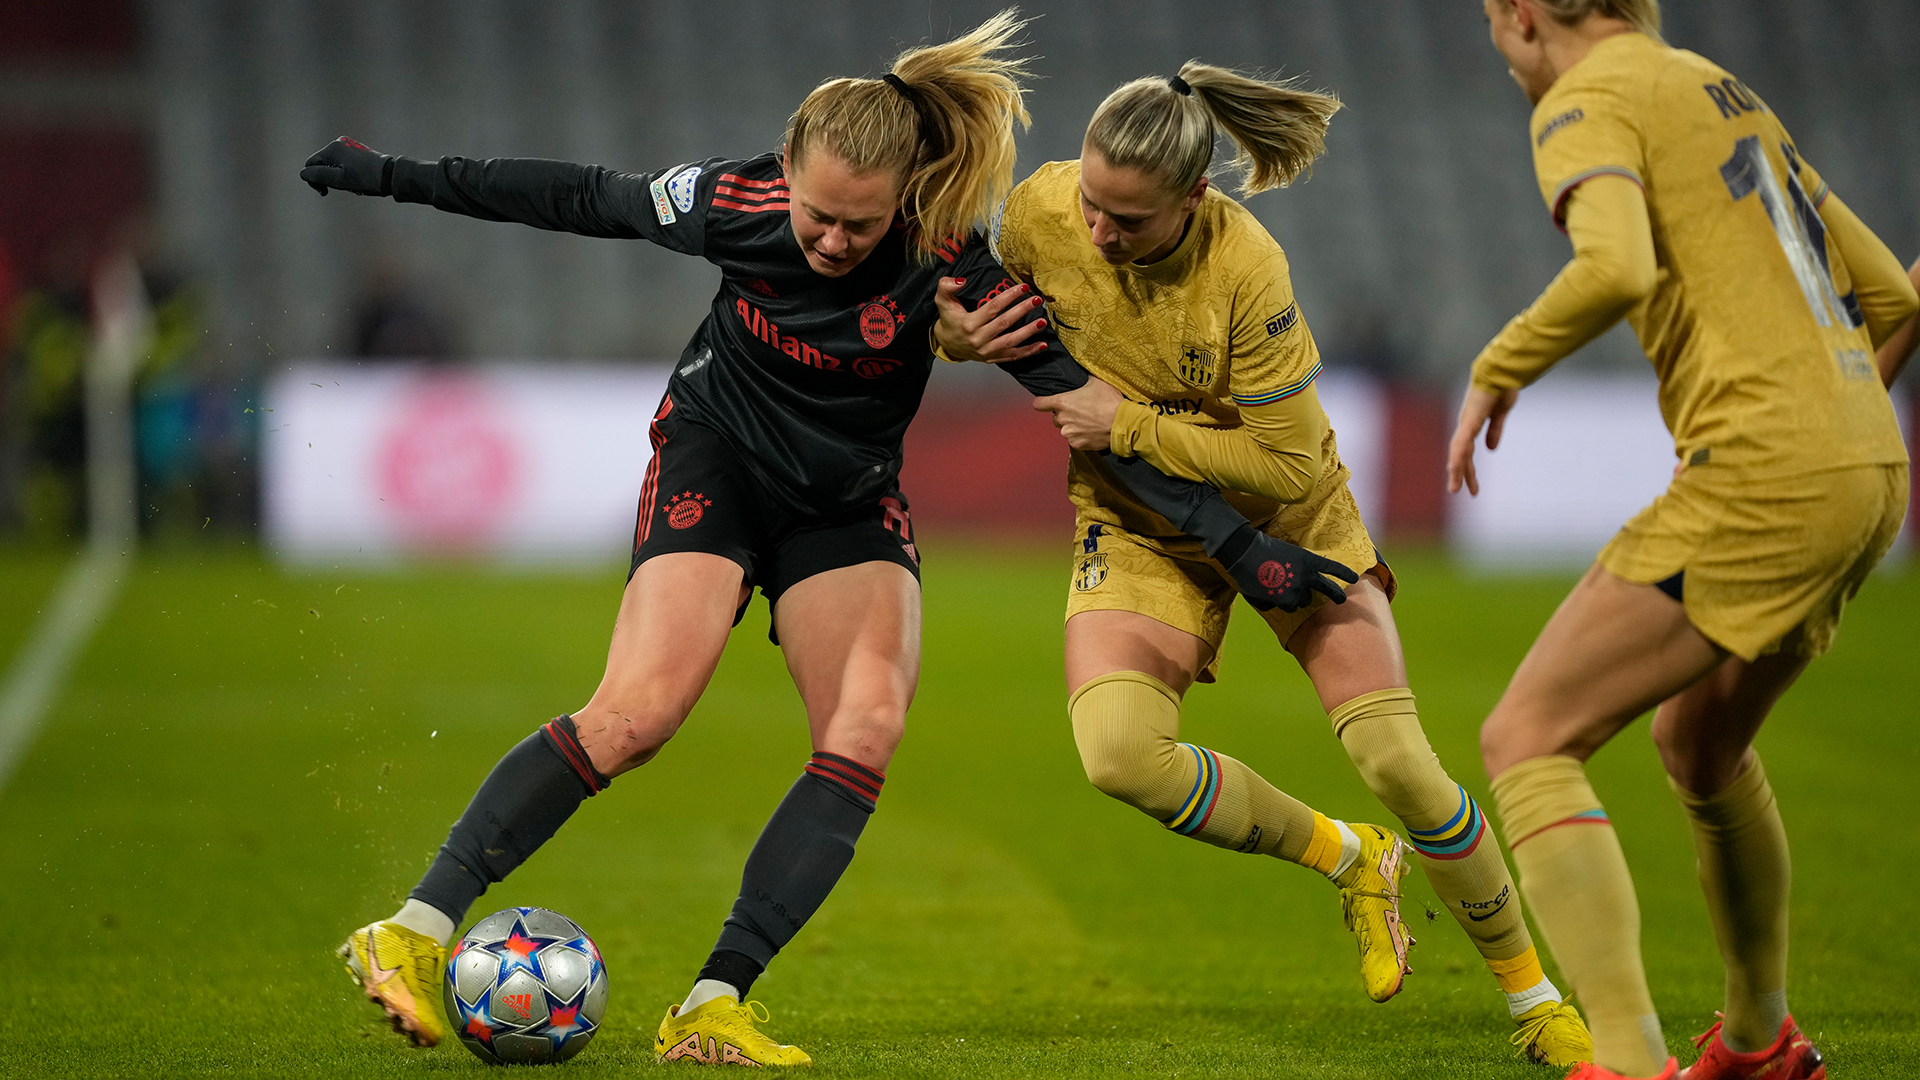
[1703,78,1766,120]
[1265,303,1299,337]
[859,295,904,349]
[1148,398,1205,417]
[1835,348,1876,382]
[732,296,904,380]
[735,297,842,372]
[649,174,678,226]
[1535,108,1585,147]
[1177,344,1217,391]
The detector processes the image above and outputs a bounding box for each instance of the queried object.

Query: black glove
[1105,452,1356,612]
[1213,525,1358,612]
[301,137,394,196]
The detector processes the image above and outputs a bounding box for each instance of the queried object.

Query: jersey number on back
[1718,135,1862,331]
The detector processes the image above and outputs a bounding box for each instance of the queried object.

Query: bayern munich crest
[666,491,710,529]
[859,295,903,349]
[1257,559,1294,593]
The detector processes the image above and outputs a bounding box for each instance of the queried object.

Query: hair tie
[881,72,947,160]
[1168,74,1191,96]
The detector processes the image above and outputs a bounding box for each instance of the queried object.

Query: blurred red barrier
[1382,384,1451,543]
[899,395,1073,542]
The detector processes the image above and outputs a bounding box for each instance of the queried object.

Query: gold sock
[1069,671,1320,863]
[1671,754,1790,1054]
[1333,690,1541,994]
[1492,755,1666,1077]
[1299,812,1344,875]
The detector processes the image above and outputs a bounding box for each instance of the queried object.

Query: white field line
[0,545,132,791]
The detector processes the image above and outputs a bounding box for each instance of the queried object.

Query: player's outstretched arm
[933,257,1354,611]
[301,136,683,242]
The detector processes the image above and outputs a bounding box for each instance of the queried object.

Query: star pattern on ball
[483,913,563,981]
[540,993,599,1054]
[450,989,496,1044]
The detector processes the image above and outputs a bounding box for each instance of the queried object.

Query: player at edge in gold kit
[937,63,1592,1066]
[1458,2,1919,1078]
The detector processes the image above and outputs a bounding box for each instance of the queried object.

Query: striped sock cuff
[1161,743,1223,837]
[1510,808,1612,848]
[1490,755,1610,850]
[540,715,610,795]
[805,751,885,810]
[1407,785,1490,860]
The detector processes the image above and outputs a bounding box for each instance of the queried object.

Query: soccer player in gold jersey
[1457,3,1918,1078]
[936,64,1592,1066]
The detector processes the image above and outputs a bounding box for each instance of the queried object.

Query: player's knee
[1070,670,1186,814]
[1075,724,1180,812]
[578,698,689,772]
[826,702,905,766]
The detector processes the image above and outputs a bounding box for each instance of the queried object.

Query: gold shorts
[1599,463,1909,660]
[1064,480,1390,681]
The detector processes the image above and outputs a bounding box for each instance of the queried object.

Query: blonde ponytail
[1530,0,1661,37]
[1084,62,1340,199]
[785,8,1032,257]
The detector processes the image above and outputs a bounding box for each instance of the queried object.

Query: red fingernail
[954,277,965,285]
[1031,297,1043,306]
[1036,320,1048,328]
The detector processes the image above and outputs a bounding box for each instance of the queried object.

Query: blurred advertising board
[1447,374,1911,568]
[264,362,670,565]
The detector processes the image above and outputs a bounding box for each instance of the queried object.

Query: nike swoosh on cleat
[367,937,400,986]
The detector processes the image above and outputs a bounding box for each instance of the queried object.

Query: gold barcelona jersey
[995,160,1345,535]
[1515,32,1906,476]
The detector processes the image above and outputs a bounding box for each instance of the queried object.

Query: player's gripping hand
[933,276,1051,364]
[1220,527,1358,612]
[301,137,393,197]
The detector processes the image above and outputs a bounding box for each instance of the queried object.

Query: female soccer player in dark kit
[304,10,1323,1067]
[1455,2,1916,1078]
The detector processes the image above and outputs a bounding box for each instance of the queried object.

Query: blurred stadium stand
[3,0,1917,547]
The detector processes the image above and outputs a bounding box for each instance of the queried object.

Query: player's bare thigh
[1065,609,1213,698]
[1284,573,1406,712]
[575,551,751,778]
[776,560,922,773]
[1480,561,1725,777]
[1650,649,1808,796]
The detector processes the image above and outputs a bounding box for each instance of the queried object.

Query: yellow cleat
[1334,823,1415,1002]
[656,996,812,1067]
[338,919,449,1048]
[1512,998,1594,1067]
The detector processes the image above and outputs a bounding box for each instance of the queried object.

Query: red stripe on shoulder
[713,198,790,213]
[718,173,786,190]
[714,184,788,203]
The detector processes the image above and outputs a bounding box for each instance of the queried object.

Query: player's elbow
[1589,249,1656,316]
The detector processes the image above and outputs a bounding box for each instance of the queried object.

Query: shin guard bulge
[1493,755,1666,1078]
[1671,754,1791,1053]
[702,751,884,998]
[410,716,610,928]
[1069,671,1322,863]
[1332,689,1546,996]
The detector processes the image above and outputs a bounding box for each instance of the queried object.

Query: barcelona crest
[1177,344,1216,390]
[1074,553,1108,592]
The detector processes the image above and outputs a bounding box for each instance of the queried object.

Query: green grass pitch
[1,544,1914,1077]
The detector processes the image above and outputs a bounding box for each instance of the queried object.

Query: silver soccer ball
[443,906,609,1065]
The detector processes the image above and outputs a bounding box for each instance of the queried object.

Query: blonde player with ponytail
[309,12,1295,1066]
[937,62,1592,1065]
[1458,2,1916,1078]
